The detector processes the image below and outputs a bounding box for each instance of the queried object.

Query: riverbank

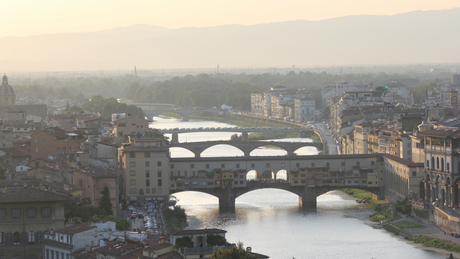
[341,188,460,257]
[189,112,322,142]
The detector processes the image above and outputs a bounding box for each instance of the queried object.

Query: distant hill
[1,8,459,72]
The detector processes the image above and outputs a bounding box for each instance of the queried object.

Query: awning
[129,196,137,201]
[145,198,152,201]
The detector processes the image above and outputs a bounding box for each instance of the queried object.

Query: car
[133,228,141,232]
[130,214,137,219]
[128,206,134,211]
[137,213,144,218]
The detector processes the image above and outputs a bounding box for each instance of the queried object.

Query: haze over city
[1,1,460,71]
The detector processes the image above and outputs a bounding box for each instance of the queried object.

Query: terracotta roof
[170,228,226,236]
[0,187,72,203]
[145,242,173,252]
[76,167,121,178]
[94,241,143,256]
[70,250,97,259]
[55,223,97,235]
[153,251,184,259]
[421,128,460,138]
[383,154,424,167]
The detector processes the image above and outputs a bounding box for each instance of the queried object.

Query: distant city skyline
[1,0,459,37]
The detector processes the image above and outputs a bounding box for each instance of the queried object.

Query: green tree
[65,105,83,114]
[175,236,194,248]
[64,196,104,222]
[65,102,70,111]
[99,186,113,216]
[209,246,257,259]
[206,235,228,246]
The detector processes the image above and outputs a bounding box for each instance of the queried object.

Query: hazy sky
[1,0,459,36]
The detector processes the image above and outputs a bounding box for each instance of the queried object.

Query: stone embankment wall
[434,207,460,233]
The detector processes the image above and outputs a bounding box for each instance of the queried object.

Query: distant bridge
[144,109,225,121]
[169,140,323,157]
[127,103,175,107]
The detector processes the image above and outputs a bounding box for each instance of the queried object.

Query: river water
[151,117,447,259]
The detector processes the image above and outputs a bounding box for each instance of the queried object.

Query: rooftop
[0,186,72,203]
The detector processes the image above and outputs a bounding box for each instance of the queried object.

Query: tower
[0,74,15,106]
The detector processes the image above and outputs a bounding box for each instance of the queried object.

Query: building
[294,98,315,122]
[112,116,150,145]
[118,135,170,204]
[42,222,116,259]
[30,128,85,158]
[383,155,424,199]
[0,185,72,259]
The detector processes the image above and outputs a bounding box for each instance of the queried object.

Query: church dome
[1,74,15,95]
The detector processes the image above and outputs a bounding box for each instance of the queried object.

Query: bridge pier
[171,133,179,144]
[182,114,189,121]
[241,132,248,141]
[299,187,317,208]
[219,188,236,209]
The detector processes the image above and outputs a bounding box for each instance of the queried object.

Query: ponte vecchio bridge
[168,154,384,209]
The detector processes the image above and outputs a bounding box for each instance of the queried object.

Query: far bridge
[169,140,323,157]
[144,109,225,121]
[170,181,382,209]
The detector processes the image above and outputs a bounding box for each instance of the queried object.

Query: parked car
[130,214,137,219]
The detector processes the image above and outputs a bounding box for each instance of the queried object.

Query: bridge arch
[292,146,320,156]
[169,147,195,158]
[201,144,244,157]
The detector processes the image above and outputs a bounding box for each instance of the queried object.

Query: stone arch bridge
[169,140,324,157]
[170,182,382,209]
[144,109,224,121]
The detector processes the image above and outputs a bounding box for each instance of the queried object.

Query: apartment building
[119,135,170,204]
[112,116,150,145]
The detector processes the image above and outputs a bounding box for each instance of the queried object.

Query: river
[151,116,447,259]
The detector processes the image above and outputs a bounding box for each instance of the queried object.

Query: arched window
[441,158,444,171]
[28,231,35,244]
[431,157,435,170]
[437,157,439,169]
[13,232,20,245]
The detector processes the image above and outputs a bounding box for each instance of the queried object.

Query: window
[130,179,136,185]
[311,163,315,167]
[206,164,209,169]
[145,170,150,178]
[191,164,195,168]
[28,232,35,244]
[130,153,135,158]
[158,179,162,187]
[145,161,150,167]
[236,164,240,168]
[251,163,255,168]
[341,162,345,166]
[158,188,162,193]
[130,170,136,176]
[221,164,225,168]
[371,161,375,165]
[157,161,162,166]
[170,164,174,169]
[326,162,330,167]
[266,163,270,168]
[129,188,137,194]
[412,171,416,176]
[42,208,51,220]
[129,162,136,167]
[144,152,150,157]
[0,209,5,220]
[0,232,4,245]
[158,170,162,178]
[27,208,35,220]
[146,180,150,187]
[296,163,300,167]
[12,209,20,220]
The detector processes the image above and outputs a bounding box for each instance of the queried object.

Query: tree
[209,246,257,259]
[175,236,194,248]
[65,102,70,111]
[99,186,113,216]
[206,235,228,246]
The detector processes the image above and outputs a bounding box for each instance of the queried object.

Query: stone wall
[434,207,460,233]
